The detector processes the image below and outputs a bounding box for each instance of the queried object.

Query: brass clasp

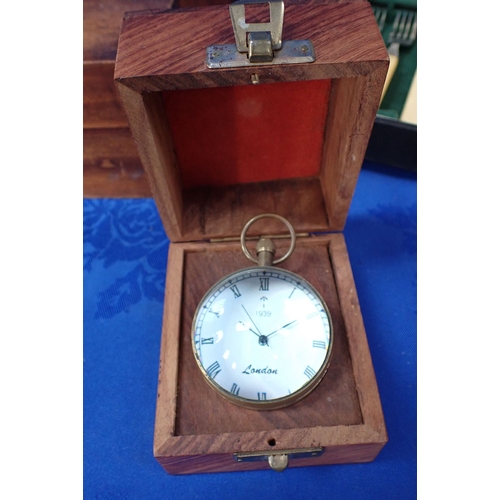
[206,0,315,69]
[230,0,284,62]
[234,447,324,472]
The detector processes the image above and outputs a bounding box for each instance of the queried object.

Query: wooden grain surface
[83,0,175,197]
[83,127,151,197]
[157,441,386,474]
[320,67,387,228]
[83,0,175,61]
[83,0,176,129]
[154,234,387,473]
[329,235,386,436]
[182,177,330,240]
[115,85,184,234]
[115,0,387,91]
[84,61,129,129]
[174,0,230,8]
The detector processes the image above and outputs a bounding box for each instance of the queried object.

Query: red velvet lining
[163,79,331,189]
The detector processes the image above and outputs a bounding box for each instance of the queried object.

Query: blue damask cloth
[83,162,416,499]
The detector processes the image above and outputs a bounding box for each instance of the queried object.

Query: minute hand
[241,305,263,336]
[267,319,298,338]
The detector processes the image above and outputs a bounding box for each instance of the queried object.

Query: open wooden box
[115,0,389,474]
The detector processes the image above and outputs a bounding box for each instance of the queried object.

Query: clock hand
[241,305,270,347]
[241,305,263,335]
[238,321,260,339]
[267,319,298,338]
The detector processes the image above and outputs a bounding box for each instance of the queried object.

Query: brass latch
[230,0,284,63]
[234,447,324,472]
[206,0,315,69]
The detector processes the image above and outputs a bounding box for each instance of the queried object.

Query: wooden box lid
[114,0,388,242]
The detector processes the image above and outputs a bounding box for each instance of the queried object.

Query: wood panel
[181,177,329,241]
[83,0,175,61]
[174,0,230,8]
[157,442,386,474]
[115,0,388,91]
[83,0,175,197]
[83,0,176,129]
[83,128,151,197]
[84,61,129,129]
[320,67,387,227]
[115,86,184,234]
[329,236,386,434]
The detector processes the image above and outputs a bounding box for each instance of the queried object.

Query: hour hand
[238,321,260,338]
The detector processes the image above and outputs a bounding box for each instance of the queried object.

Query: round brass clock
[191,214,333,410]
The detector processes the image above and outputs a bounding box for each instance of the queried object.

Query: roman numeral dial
[259,278,269,291]
[304,366,316,379]
[192,266,333,410]
[206,361,221,379]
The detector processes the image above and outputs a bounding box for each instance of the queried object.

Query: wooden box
[115,0,388,474]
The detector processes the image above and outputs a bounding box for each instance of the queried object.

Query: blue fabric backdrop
[83,161,416,499]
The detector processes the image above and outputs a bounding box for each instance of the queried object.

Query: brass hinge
[206,0,315,69]
[234,447,324,472]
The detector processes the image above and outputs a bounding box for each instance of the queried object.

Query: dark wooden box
[115,0,388,474]
[83,0,174,197]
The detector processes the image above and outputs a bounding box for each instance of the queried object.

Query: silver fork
[372,6,387,32]
[380,9,417,102]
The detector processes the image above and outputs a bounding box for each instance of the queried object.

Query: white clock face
[192,267,333,409]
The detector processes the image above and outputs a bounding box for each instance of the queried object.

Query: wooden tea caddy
[115,0,389,474]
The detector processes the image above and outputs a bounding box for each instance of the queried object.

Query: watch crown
[256,237,276,254]
[256,237,276,267]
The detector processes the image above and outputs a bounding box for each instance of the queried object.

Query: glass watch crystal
[191,214,333,410]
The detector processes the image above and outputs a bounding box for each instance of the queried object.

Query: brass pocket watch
[192,214,333,410]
